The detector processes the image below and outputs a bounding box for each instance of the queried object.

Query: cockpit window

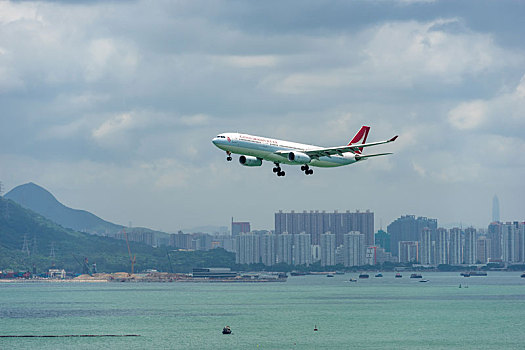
[216,135,226,138]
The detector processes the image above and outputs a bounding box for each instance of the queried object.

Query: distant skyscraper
[398,241,418,263]
[293,232,312,266]
[232,219,250,238]
[235,233,259,264]
[275,210,374,246]
[492,195,500,222]
[343,232,366,267]
[435,228,449,265]
[320,232,336,266]
[449,228,463,265]
[419,228,433,265]
[488,222,503,261]
[388,215,437,257]
[260,233,275,266]
[464,228,477,264]
[275,233,293,264]
[476,236,491,264]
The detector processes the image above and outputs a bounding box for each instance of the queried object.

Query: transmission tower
[31,236,38,256]
[22,235,30,256]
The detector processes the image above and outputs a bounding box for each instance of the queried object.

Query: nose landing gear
[301,165,314,175]
[226,151,232,161]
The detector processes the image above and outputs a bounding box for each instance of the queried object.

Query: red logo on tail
[348,126,370,154]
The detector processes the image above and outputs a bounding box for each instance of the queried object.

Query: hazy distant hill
[5,183,123,234]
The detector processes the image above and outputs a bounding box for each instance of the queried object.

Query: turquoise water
[1,272,525,349]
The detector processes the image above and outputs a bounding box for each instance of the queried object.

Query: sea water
[1,272,525,349]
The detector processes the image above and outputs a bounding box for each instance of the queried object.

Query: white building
[293,232,312,266]
[260,233,275,266]
[320,232,336,267]
[235,233,260,264]
[464,228,477,264]
[276,233,293,264]
[343,231,365,267]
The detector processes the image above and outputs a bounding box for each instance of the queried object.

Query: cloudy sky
[1,0,524,232]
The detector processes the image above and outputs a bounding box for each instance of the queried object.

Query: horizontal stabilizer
[355,152,393,160]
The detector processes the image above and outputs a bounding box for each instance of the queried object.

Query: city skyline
[1,1,524,232]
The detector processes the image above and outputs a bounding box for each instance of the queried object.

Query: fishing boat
[358,273,369,279]
[410,273,422,279]
[222,326,231,335]
[395,273,402,278]
[375,273,383,278]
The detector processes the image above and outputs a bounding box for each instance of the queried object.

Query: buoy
[314,325,318,331]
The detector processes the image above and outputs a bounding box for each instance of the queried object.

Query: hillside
[4,182,123,234]
[0,196,235,273]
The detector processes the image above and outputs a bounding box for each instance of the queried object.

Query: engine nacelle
[288,151,311,164]
[239,155,262,167]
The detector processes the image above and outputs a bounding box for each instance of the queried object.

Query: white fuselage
[212,133,358,167]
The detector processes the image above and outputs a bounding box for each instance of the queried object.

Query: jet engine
[288,151,311,164]
[239,155,262,166]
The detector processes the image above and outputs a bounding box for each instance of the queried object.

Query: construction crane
[123,229,136,274]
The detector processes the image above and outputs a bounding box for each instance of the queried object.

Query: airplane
[212,126,398,177]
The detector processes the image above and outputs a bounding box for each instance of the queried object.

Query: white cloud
[448,100,487,130]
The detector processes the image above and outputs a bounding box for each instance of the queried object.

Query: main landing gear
[273,163,285,177]
[226,151,232,161]
[301,164,314,175]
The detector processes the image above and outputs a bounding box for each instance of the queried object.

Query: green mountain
[0,196,234,274]
[4,182,123,234]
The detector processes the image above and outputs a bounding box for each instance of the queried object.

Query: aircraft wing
[304,135,398,158]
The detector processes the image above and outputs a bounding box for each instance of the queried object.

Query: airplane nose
[212,138,219,146]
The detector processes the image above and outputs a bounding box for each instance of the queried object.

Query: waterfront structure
[275,210,374,247]
[398,241,418,263]
[275,233,293,264]
[293,232,312,266]
[232,220,250,238]
[464,228,477,264]
[388,215,437,257]
[343,232,365,267]
[192,268,237,279]
[320,232,336,266]
[235,233,260,264]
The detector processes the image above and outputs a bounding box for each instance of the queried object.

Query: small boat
[314,325,318,331]
[460,272,471,277]
[521,272,525,278]
[348,278,357,282]
[326,274,334,278]
[395,273,402,278]
[375,273,383,278]
[419,279,429,283]
[358,274,369,279]
[469,271,487,276]
[222,326,232,335]
[410,273,422,279]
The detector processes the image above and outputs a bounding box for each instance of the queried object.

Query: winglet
[389,135,398,142]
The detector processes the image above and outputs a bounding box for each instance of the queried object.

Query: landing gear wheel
[227,156,232,161]
[278,171,285,177]
[307,169,313,175]
[301,165,306,171]
[273,167,278,173]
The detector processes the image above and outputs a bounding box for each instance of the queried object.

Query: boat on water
[222,326,232,335]
[290,271,308,276]
[395,273,402,278]
[419,279,429,283]
[326,274,334,278]
[348,278,357,282]
[461,271,487,277]
[358,274,369,279]
[375,273,383,278]
[521,272,525,278]
[410,273,422,279]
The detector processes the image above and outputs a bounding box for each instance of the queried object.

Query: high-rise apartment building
[275,233,293,264]
[476,236,491,264]
[231,220,250,238]
[388,215,437,257]
[320,232,336,266]
[419,228,433,265]
[275,210,374,246]
[235,232,259,264]
[398,241,418,263]
[488,222,502,261]
[435,228,449,265]
[293,232,312,266]
[260,233,275,266]
[463,228,477,264]
[449,228,462,265]
[343,232,366,267]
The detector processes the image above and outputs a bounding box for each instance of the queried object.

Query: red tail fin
[348,126,370,154]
